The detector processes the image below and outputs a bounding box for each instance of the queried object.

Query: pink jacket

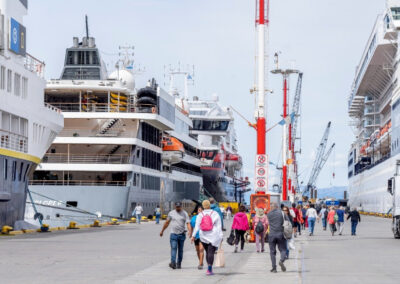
[253,215,269,231]
[232,212,249,231]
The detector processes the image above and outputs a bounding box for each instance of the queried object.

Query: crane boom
[291,73,303,192]
[305,121,332,195]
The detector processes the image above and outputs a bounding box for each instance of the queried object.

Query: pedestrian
[347,207,361,236]
[267,202,288,273]
[327,206,337,236]
[253,207,269,253]
[291,203,300,237]
[301,206,307,230]
[306,204,318,236]
[190,206,204,269]
[232,205,249,253]
[336,206,345,235]
[296,204,303,234]
[319,204,328,230]
[226,205,233,221]
[282,206,293,259]
[209,198,225,231]
[192,200,223,276]
[155,205,161,224]
[133,203,143,224]
[160,202,191,269]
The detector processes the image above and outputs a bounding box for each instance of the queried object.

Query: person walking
[155,205,161,224]
[327,206,337,236]
[226,205,233,221]
[336,206,345,235]
[267,202,288,273]
[283,206,294,259]
[190,206,204,269]
[306,204,318,236]
[160,202,191,269]
[291,203,299,237]
[253,207,269,253]
[301,206,307,230]
[319,205,328,231]
[192,200,223,276]
[209,198,225,231]
[232,205,249,253]
[347,208,361,236]
[296,204,303,234]
[133,203,143,224]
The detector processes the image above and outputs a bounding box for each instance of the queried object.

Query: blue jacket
[190,215,200,239]
[336,209,345,222]
[211,204,224,229]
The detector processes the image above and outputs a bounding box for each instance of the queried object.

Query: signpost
[255,154,268,193]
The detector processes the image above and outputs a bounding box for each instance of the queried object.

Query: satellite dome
[109,69,135,90]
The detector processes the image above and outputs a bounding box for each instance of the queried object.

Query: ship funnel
[88,37,96,48]
[73,37,79,47]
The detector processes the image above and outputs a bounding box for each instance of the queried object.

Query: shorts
[194,238,200,246]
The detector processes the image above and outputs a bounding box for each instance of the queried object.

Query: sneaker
[279,261,286,272]
[176,263,181,269]
[309,232,312,236]
[234,247,238,253]
[261,249,265,253]
[206,270,214,276]
[270,268,277,273]
[198,265,203,270]
[169,263,176,269]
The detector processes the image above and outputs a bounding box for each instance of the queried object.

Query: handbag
[214,245,225,268]
[288,238,295,250]
[227,230,235,246]
[282,211,293,239]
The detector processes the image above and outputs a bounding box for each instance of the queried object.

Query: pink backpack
[200,211,214,231]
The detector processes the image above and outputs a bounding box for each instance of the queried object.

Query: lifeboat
[110,92,128,112]
[225,153,243,170]
[162,137,184,164]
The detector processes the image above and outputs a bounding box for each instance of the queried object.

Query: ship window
[6,69,12,93]
[12,161,16,181]
[66,201,78,207]
[392,8,400,20]
[14,73,21,96]
[19,162,24,181]
[0,66,5,90]
[22,77,28,99]
[141,174,160,191]
[3,159,7,180]
[192,120,230,131]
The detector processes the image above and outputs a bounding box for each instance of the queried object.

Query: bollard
[67,221,79,230]
[110,218,120,225]
[1,225,13,235]
[39,224,50,233]
[161,214,167,220]
[141,216,148,222]
[91,220,101,227]
[128,217,136,223]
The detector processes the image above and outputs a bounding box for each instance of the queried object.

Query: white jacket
[192,209,223,247]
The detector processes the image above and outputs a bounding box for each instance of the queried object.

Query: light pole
[271,54,299,201]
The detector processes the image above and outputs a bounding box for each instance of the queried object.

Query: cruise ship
[348,0,400,213]
[188,96,245,202]
[25,31,205,226]
[0,0,63,229]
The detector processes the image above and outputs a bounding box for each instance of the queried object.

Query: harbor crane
[305,121,335,199]
[291,73,303,194]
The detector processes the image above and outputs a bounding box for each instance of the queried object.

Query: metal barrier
[45,103,158,114]
[24,53,45,78]
[42,153,130,164]
[29,180,127,186]
[0,129,28,153]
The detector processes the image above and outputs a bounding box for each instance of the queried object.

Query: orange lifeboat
[162,137,184,164]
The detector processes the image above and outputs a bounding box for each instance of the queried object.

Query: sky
[25,0,385,194]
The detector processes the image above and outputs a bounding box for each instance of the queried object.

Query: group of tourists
[319,205,361,236]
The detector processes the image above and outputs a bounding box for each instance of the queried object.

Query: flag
[278,112,296,126]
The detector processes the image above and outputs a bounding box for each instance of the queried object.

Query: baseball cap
[175,201,182,207]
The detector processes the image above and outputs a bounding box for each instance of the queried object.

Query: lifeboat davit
[162,137,184,165]
[226,154,243,170]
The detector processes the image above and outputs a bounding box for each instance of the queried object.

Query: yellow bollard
[141,216,148,222]
[128,217,136,223]
[1,225,13,235]
[110,218,120,225]
[91,220,101,227]
[39,224,50,233]
[161,214,167,220]
[67,221,79,229]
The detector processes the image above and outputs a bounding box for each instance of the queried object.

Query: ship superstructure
[348,0,400,213]
[0,0,63,228]
[25,31,205,226]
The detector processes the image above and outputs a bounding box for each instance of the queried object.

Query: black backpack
[255,221,264,234]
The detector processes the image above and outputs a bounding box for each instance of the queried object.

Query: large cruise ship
[0,0,63,229]
[348,0,400,213]
[25,31,205,226]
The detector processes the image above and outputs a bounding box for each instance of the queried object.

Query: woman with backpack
[232,205,250,253]
[191,200,223,276]
[253,207,269,253]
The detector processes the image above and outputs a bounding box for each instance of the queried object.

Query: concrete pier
[1,216,400,283]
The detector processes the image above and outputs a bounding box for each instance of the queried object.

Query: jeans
[156,213,161,224]
[286,239,289,258]
[308,217,316,234]
[322,218,327,229]
[170,233,186,264]
[337,222,344,234]
[351,221,358,235]
[268,233,286,269]
[136,214,141,224]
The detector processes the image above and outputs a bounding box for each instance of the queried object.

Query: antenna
[85,15,89,38]
[164,63,195,99]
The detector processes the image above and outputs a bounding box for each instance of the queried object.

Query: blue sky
[25,0,385,192]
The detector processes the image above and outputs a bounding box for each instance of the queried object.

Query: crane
[305,121,335,198]
[291,73,303,194]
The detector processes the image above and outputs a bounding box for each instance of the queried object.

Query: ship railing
[29,180,127,186]
[41,153,131,164]
[58,128,132,138]
[45,102,158,114]
[45,103,62,114]
[24,53,45,78]
[0,129,28,153]
[170,166,203,177]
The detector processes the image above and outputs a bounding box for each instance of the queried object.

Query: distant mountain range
[315,186,348,199]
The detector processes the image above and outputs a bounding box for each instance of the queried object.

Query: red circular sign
[257,168,266,176]
[258,155,266,163]
[257,179,265,187]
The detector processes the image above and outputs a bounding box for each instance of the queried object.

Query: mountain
[316,186,348,199]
